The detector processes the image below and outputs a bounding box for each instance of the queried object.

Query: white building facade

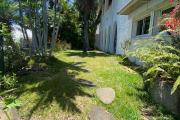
[96,0,175,55]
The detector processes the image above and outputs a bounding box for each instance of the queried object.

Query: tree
[14,0,62,56]
[0,26,4,74]
[0,0,17,24]
[76,0,98,53]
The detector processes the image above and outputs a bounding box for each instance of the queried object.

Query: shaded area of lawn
[14,56,93,119]
[65,50,110,58]
[9,50,177,120]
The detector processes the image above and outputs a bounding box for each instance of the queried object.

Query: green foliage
[171,76,180,94]
[121,39,133,54]
[0,0,17,23]
[26,56,49,71]
[58,1,82,49]
[2,97,21,109]
[0,73,17,90]
[0,22,26,73]
[39,63,48,69]
[126,33,180,93]
[4,40,26,72]
[27,59,35,68]
[0,96,21,120]
[54,40,71,51]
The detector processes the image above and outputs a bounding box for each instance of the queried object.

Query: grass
[9,50,177,120]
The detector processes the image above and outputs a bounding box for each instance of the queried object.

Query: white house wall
[97,0,131,54]
[96,0,174,55]
[128,0,172,39]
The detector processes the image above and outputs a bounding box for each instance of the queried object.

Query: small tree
[15,0,62,56]
[76,0,99,53]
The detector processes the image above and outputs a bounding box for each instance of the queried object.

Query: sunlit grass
[12,50,176,120]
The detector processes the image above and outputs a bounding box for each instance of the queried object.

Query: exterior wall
[96,0,131,54]
[128,0,174,40]
[96,0,174,55]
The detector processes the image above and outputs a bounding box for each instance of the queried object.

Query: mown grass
[11,50,176,120]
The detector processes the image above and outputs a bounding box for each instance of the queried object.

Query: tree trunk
[83,14,89,53]
[42,0,48,54]
[0,34,4,74]
[18,0,30,49]
[50,0,61,56]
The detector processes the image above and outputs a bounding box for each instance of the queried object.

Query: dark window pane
[162,7,175,15]
[136,20,143,35]
[136,16,150,36]
[144,16,150,34]
[108,0,112,6]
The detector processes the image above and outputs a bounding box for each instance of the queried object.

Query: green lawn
[12,50,176,120]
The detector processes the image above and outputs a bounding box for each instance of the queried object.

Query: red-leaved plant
[164,4,180,31]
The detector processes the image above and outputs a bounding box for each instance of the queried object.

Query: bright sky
[11,23,32,43]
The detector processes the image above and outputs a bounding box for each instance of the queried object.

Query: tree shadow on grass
[65,50,112,58]
[14,56,94,120]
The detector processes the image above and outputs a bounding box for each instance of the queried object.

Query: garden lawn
[12,50,176,120]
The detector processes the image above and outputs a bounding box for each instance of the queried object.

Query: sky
[11,23,32,43]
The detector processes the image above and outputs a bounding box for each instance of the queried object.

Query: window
[162,7,175,15]
[136,16,150,36]
[108,0,112,7]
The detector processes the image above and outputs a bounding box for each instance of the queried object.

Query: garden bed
[149,79,180,117]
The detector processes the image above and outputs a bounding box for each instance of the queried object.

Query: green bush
[4,39,26,72]
[27,58,35,69]
[126,33,180,94]
[0,22,26,73]
[0,73,17,90]
[54,40,71,51]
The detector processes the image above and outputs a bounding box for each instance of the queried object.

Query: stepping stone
[88,105,115,120]
[75,79,96,87]
[10,108,20,120]
[96,88,115,104]
[0,107,20,120]
[0,109,7,120]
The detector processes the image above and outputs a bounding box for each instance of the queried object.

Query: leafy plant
[126,35,180,93]
[2,97,21,109]
[0,22,26,73]
[27,59,35,69]
[1,73,17,90]
[0,96,21,120]
[126,3,180,93]
[171,76,180,94]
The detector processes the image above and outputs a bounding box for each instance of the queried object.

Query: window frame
[136,16,151,36]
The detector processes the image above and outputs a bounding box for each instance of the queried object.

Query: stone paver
[0,103,20,120]
[11,108,20,120]
[0,109,7,120]
[96,88,115,104]
[88,105,115,120]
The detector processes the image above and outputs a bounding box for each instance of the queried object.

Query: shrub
[0,96,21,119]
[126,2,180,94]
[27,58,35,69]
[54,40,71,51]
[0,22,26,73]
[126,36,179,92]
[126,37,179,93]
[4,40,26,72]
[0,73,17,90]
